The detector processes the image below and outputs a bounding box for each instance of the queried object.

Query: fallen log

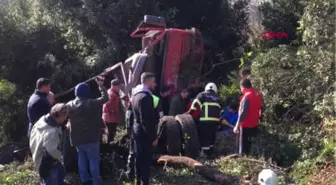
[157,155,238,185]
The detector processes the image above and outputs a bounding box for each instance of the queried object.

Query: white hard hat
[205,82,218,93]
[258,169,278,185]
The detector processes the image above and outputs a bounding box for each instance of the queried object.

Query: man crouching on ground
[131,72,159,185]
[67,76,108,185]
[30,103,69,185]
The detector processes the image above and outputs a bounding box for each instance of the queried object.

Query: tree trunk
[157,155,238,185]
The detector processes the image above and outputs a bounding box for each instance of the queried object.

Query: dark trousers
[126,135,135,180]
[134,136,153,185]
[105,123,117,143]
[196,121,217,151]
[238,127,258,155]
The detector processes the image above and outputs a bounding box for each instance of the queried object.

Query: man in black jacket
[131,72,158,185]
[168,88,190,116]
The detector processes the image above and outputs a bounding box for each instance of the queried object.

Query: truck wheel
[175,114,200,158]
[163,116,182,155]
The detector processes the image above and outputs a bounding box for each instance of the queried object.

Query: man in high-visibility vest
[187,82,223,156]
[125,93,163,182]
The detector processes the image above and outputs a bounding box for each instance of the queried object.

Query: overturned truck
[59,15,205,172]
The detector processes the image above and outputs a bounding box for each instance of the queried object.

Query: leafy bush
[218,70,241,105]
[218,83,241,104]
[0,159,40,185]
[0,80,26,143]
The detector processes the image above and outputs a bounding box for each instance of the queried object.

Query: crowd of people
[26,67,277,185]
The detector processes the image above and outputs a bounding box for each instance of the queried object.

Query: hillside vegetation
[0,0,335,184]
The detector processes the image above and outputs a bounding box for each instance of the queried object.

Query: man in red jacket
[239,67,264,120]
[102,79,123,143]
[234,78,262,156]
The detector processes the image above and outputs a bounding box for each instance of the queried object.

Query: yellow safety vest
[152,95,159,108]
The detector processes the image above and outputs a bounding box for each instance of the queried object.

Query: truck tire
[163,116,182,155]
[175,114,200,158]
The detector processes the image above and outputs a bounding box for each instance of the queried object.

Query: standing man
[27,78,52,137]
[187,82,223,156]
[233,79,262,156]
[125,89,163,182]
[168,89,190,116]
[239,67,265,120]
[30,103,69,185]
[131,72,158,185]
[67,76,108,185]
[102,79,123,143]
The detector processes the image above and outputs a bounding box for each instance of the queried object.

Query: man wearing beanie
[66,76,108,185]
[102,79,123,143]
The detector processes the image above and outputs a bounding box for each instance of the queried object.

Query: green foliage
[218,83,240,104]
[0,159,40,185]
[0,80,25,143]
[249,0,335,184]
[218,71,241,104]
[0,80,16,100]
[259,0,304,47]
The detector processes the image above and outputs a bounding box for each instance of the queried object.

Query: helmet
[205,82,218,93]
[258,169,278,185]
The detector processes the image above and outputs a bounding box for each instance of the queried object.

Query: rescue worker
[125,88,163,182]
[130,72,159,185]
[234,79,262,156]
[187,82,223,155]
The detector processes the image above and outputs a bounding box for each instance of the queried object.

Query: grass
[0,159,40,185]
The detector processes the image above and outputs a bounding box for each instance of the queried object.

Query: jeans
[76,142,101,185]
[41,162,65,185]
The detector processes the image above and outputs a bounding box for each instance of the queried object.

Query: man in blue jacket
[219,102,239,134]
[27,78,52,137]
